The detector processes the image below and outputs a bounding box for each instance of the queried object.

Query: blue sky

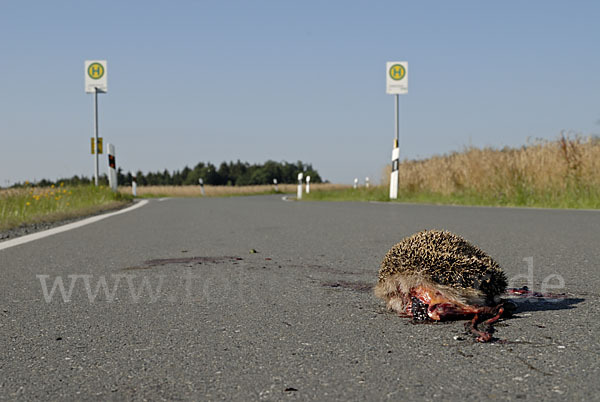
[1,0,599,185]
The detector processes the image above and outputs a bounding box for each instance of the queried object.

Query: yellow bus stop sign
[386,61,408,94]
[84,60,108,93]
[87,63,105,80]
[389,64,406,81]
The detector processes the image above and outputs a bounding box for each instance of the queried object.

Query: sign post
[297,173,303,200]
[386,61,408,199]
[107,143,117,192]
[85,60,108,186]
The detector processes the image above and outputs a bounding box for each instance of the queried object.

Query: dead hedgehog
[374,229,511,342]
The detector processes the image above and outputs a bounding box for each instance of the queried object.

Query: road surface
[1,196,598,400]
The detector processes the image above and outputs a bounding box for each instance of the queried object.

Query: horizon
[5,134,599,187]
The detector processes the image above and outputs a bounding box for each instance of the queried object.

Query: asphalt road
[1,195,599,401]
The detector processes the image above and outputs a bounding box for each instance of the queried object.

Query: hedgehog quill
[375,229,513,342]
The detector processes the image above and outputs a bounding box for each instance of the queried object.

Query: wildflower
[60,182,64,187]
[51,184,55,188]
[66,202,70,206]
[25,181,29,185]
[26,202,31,206]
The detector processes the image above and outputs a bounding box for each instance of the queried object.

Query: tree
[22,160,325,187]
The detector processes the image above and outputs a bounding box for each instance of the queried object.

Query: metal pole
[395,94,399,147]
[94,87,99,186]
[389,94,400,199]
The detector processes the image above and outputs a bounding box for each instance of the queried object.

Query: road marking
[0,200,149,252]
[158,197,171,202]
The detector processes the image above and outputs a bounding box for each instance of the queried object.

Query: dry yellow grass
[381,134,600,205]
[119,183,349,197]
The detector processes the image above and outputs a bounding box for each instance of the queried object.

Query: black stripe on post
[108,154,116,169]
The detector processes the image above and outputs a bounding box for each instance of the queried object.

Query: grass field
[119,183,350,198]
[0,184,132,231]
[4,134,597,232]
[1,183,347,232]
[305,135,600,209]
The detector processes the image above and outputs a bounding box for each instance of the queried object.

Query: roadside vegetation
[11,160,323,188]
[2,160,326,231]
[0,183,132,231]
[126,160,323,186]
[4,135,597,233]
[120,183,349,198]
[305,134,600,209]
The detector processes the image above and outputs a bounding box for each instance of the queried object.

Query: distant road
[1,196,598,400]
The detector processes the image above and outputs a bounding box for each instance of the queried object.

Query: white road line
[0,200,149,252]
[158,197,171,202]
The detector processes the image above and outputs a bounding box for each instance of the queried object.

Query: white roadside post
[107,143,117,192]
[353,178,358,189]
[199,178,206,196]
[390,147,400,199]
[273,178,278,192]
[305,175,310,194]
[132,177,137,197]
[297,173,303,199]
[85,60,108,186]
[365,177,370,188]
[386,61,408,199]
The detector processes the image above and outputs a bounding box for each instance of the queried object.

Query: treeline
[20,160,324,187]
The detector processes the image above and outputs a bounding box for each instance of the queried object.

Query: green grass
[0,184,133,231]
[303,185,600,209]
[303,186,390,202]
